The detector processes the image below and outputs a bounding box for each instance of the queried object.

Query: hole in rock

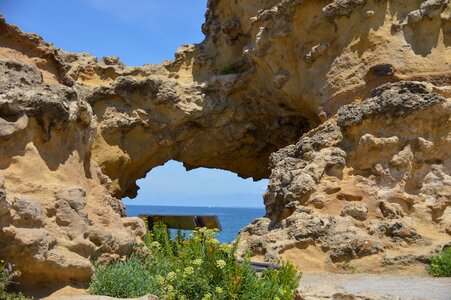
[124,160,268,243]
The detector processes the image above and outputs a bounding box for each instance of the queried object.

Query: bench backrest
[139,214,222,231]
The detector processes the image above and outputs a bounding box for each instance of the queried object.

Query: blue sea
[126,205,265,243]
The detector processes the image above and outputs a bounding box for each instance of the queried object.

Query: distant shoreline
[125,204,265,209]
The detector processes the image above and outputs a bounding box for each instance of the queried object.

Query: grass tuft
[219,64,237,75]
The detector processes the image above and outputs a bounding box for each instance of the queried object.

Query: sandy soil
[300,273,451,300]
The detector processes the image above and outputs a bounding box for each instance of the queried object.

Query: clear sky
[126,161,268,208]
[0,0,268,207]
[0,0,207,65]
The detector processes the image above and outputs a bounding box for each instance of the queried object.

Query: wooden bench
[139,214,222,231]
[236,259,281,271]
[139,214,279,272]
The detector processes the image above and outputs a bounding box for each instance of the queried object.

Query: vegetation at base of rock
[219,64,236,75]
[0,291,29,300]
[333,261,356,274]
[89,258,154,298]
[90,224,301,300]
[428,247,451,277]
[0,260,28,300]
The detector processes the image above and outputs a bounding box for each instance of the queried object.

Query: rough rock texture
[0,11,308,291]
[0,17,147,290]
[237,82,451,273]
[87,57,308,198]
[0,0,451,291]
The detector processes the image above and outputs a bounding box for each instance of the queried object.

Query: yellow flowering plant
[90,223,301,300]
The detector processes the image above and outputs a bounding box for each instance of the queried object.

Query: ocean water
[126,205,265,243]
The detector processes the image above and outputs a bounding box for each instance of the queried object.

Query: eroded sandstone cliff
[237,81,451,274]
[0,17,148,289]
[0,0,450,291]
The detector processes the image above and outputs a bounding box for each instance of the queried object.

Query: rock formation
[227,0,451,274]
[0,18,149,290]
[237,81,451,274]
[0,0,450,291]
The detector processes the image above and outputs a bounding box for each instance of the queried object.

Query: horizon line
[125,204,265,209]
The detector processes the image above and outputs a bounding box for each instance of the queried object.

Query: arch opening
[124,160,268,242]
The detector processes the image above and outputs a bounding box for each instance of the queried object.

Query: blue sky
[126,161,268,208]
[1,0,268,207]
[0,0,207,65]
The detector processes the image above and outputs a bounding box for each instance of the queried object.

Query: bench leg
[194,216,202,228]
[147,216,155,231]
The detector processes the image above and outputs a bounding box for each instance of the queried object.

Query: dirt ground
[299,272,451,300]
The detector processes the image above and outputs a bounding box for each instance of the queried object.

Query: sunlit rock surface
[0,0,450,290]
[237,82,451,274]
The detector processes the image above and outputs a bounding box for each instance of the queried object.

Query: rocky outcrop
[194,0,451,273]
[0,11,308,290]
[237,82,451,273]
[197,0,451,118]
[86,58,308,198]
[0,17,146,290]
[0,0,450,291]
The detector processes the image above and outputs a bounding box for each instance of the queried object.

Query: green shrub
[0,290,29,300]
[219,64,237,75]
[90,224,301,300]
[428,247,451,277]
[89,257,154,298]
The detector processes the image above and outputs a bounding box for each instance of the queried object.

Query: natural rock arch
[0,0,450,292]
[87,61,311,199]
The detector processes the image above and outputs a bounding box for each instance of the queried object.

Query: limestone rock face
[0,17,146,289]
[86,60,308,198]
[0,12,307,290]
[0,0,451,290]
[197,0,451,119]
[237,82,451,273]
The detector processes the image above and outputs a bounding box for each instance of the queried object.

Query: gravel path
[299,273,451,300]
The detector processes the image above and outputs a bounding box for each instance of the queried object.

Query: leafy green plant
[428,247,451,277]
[0,290,29,300]
[90,224,301,300]
[219,64,237,75]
